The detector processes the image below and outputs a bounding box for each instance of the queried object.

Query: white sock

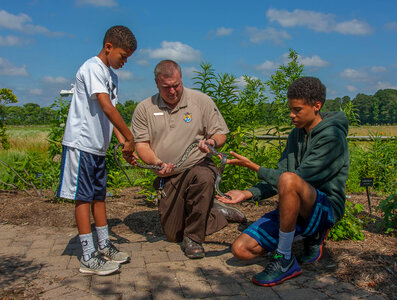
[96,225,110,250]
[277,229,296,260]
[79,232,95,261]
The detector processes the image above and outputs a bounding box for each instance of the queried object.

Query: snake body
[114,142,230,199]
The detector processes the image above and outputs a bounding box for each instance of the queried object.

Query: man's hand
[216,189,252,204]
[227,151,260,172]
[156,162,175,176]
[198,138,216,153]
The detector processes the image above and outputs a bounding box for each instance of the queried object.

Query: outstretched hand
[216,190,248,204]
[226,151,260,172]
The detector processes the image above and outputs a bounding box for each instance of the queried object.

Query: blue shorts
[243,190,335,252]
[57,146,107,202]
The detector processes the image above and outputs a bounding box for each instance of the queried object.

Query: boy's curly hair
[287,76,326,106]
[103,25,137,52]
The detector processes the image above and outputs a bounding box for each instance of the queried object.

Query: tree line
[2,88,397,127]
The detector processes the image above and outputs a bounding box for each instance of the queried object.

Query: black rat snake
[114,142,231,199]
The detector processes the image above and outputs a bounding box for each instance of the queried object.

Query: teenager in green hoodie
[217,76,349,286]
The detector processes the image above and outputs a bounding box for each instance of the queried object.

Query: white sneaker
[99,241,130,264]
[79,251,120,275]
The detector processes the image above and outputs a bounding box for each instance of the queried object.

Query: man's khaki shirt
[132,87,229,176]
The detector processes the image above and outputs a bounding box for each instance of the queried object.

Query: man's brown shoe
[182,236,205,259]
[213,199,247,223]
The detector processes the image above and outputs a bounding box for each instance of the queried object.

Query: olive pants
[155,158,228,243]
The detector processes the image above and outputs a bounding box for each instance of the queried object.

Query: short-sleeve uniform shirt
[132,88,229,175]
[62,56,118,156]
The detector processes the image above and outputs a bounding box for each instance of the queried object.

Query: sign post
[360,177,374,214]
[36,173,43,196]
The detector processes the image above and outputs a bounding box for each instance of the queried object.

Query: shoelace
[104,243,119,257]
[87,253,107,269]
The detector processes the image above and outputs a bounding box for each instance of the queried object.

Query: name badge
[153,112,164,116]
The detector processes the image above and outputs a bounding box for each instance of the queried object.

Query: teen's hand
[122,140,137,165]
[123,152,138,166]
[227,151,260,172]
[216,190,250,204]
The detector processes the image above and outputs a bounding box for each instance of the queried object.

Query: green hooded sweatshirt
[248,111,349,222]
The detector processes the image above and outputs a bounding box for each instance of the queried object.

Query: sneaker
[99,241,130,264]
[301,228,330,264]
[79,251,120,275]
[252,252,302,286]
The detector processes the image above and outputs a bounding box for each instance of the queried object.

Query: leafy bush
[329,201,365,241]
[377,192,397,234]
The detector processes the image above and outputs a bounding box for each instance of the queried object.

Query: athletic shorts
[57,146,107,202]
[243,190,335,252]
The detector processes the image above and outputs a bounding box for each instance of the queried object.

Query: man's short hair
[287,76,326,106]
[154,60,182,80]
[103,25,137,52]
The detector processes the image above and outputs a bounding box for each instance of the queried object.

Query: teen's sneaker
[79,251,120,275]
[99,241,130,264]
[301,228,330,264]
[252,252,302,286]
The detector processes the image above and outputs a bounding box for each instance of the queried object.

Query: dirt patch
[0,188,396,299]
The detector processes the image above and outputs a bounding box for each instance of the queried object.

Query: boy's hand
[122,139,136,165]
[227,151,260,172]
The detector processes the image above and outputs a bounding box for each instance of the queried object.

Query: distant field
[7,125,50,152]
[256,125,397,137]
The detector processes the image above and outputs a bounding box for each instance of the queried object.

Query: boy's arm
[96,93,136,164]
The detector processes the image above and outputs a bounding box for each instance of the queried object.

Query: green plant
[133,169,157,201]
[329,201,365,241]
[377,192,397,234]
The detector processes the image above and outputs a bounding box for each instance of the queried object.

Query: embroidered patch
[184,113,192,123]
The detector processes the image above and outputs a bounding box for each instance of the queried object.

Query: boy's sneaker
[252,252,302,286]
[79,251,120,275]
[301,228,330,264]
[99,241,130,264]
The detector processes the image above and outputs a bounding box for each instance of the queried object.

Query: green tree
[0,88,18,149]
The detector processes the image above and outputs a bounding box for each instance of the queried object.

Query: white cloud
[234,75,259,89]
[266,8,373,35]
[0,35,22,46]
[375,81,397,90]
[0,57,28,76]
[182,66,199,79]
[0,10,65,36]
[76,0,117,7]
[371,66,387,72]
[146,41,201,62]
[246,26,291,44]
[29,88,43,95]
[340,68,368,82]
[385,22,397,31]
[215,27,233,36]
[298,55,329,67]
[346,85,358,92]
[115,70,132,80]
[42,76,68,84]
[255,60,277,71]
[333,19,373,35]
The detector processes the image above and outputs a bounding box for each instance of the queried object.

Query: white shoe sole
[79,266,119,276]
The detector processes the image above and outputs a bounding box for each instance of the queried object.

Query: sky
[1,0,397,107]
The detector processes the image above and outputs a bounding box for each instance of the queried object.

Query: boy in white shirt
[57,25,137,275]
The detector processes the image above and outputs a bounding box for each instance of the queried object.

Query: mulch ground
[0,187,396,299]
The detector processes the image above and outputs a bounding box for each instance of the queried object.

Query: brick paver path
[0,224,386,299]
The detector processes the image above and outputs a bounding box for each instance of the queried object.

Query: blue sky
[1,0,397,106]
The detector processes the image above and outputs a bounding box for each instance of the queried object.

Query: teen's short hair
[154,60,182,80]
[287,76,326,106]
[103,25,137,52]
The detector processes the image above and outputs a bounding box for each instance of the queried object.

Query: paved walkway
[0,224,386,300]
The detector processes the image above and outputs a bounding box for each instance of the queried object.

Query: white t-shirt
[62,56,118,156]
